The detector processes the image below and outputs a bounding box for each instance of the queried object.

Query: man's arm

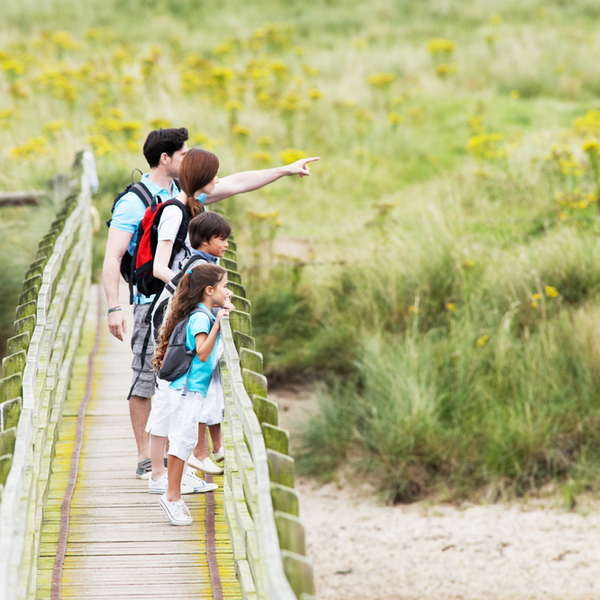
[204,157,320,205]
[102,227,133,341]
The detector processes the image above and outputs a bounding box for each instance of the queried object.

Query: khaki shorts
[130,303,156,399]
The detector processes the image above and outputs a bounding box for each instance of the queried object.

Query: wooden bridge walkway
[36,287,241,599]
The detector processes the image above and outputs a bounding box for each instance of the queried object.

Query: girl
[153,263,229,525]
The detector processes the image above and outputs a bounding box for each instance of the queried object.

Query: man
[102,127,188,479]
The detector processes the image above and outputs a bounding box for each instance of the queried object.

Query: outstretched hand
[287,157,320,178]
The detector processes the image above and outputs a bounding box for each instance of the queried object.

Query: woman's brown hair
[153,263,226,370]
[179,148,220,218]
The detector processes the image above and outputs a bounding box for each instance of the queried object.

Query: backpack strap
[169,255,208,291]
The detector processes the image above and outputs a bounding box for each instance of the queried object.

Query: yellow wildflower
[279,148,307,164]
[510,90,520,99]
[446,303,456,312]
[545,286,559,298]
[367,73,397,88]
[426,38,456,56]
[477,335,489,347]
[232,124,251,137]
[308,89,323,100]
[409,305,420,315]
[388,112,404,126]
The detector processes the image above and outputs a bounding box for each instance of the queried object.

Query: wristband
[107,306,122,314]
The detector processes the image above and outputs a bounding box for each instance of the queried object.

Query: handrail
[218,252,319,600]
[0,153,94,600]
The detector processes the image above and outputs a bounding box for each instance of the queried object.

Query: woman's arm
[195,309,229,362]
[153,239,176,284]
[204,157,320,205]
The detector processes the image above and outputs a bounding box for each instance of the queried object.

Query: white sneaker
[187,454,224,475]
[148,473,194,495]
[182,469,219,493]
[159,494,193,526]
[212,446,225,463]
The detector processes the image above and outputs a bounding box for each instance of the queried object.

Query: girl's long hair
[179,148,219,218]
[153,263,226,370]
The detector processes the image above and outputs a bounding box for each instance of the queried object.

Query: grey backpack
[158,306,213,395]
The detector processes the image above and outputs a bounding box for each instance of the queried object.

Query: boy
[145,212,233,494]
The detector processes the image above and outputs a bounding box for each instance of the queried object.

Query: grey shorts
[130,303,156,399]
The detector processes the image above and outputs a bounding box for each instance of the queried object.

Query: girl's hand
[223,297,236,310]
[214,308,230,325]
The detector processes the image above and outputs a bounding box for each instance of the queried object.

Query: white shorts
[145,377,170,437]
[167,370,224,461]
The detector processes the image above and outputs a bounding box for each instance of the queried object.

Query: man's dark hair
[189,212,232,249]
[143,127,189,168]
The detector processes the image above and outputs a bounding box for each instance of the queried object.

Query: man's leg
[208,424,222,456]
[130,395,151,462]
[130,303,156,478]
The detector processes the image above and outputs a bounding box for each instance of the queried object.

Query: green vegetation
[3,0,600,502]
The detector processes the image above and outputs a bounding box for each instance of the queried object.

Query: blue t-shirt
[170,304,219,395]
[111,174,180,303]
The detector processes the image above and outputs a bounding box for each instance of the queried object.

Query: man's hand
[286,157,320,178]
[107,310,127,341]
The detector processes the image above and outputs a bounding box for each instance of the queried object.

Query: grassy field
[2,0,600,503]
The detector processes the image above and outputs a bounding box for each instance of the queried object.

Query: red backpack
[130,198,190,299]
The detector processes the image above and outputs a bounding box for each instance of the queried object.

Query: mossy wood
[275,511,307,555]
[281,550,316,597]
[240,348,263,374]
[253,395,278,427]
[233,331,256,352]
[7,333,30,355]
[16,301,36,320]
[270,483,299,517]
[228,281,246,298]
[230,309,252,336]
[220,257,238,271]
[267,449,295,488]
[262,423,290,455]
[17,287,38,306]
[232,293,251,314]
[2,352,26,379]
[0,375,22,404]
[243,369,268,400]
[226,268,243,284]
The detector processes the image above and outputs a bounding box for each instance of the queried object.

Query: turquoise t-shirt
[170,304,219,395]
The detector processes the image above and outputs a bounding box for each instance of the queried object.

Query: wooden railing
[218,252,318,600]
[0,152,318,600]
[0,153,94,600]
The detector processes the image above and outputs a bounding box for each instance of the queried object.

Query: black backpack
[158,306,214,395]
[106,169,180,287]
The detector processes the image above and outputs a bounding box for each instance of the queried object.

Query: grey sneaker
[136,458,152,479]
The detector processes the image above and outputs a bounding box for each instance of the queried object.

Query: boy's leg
[150,434,167,480]
[192,424,209,461]
[208,424,222,455]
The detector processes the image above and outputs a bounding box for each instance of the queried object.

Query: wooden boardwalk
[37,286,241,599]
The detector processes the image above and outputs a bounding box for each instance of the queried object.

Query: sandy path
[272,386,600,600]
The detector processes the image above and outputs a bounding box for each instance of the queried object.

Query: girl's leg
[166,455,186,503]
[208,424,222,454]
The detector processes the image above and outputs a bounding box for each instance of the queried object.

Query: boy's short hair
[189,212,232,249]
[143,127,189,168]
